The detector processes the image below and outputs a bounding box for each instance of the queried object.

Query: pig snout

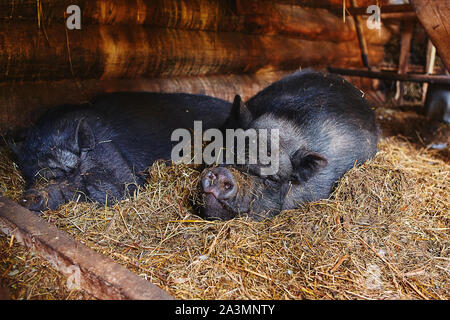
[201,167,237,200]
[20,189,47,212]
[200,167,237,221]
[20,183,68,212]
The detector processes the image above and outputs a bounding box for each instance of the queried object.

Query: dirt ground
[376,103,449,161]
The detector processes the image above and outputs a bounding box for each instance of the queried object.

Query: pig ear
[75,118,95,152]
[232,95,252,127]
[290,148,328,183]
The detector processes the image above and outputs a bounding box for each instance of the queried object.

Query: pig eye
[223,182,232,190]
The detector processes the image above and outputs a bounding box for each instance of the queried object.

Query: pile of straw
[30,137,448,300]
[0,234,94,300]
[0,147,24,202]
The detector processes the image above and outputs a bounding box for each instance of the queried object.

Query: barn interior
[0,0,449,300]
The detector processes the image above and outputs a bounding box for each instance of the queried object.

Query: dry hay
[0,234,94,300]
[0,147,25,202]
[0,136,449,300]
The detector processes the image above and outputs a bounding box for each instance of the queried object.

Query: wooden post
[395,20,414,103]
[421,39,436,104]
[350,0,371,69]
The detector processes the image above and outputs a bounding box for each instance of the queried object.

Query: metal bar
[0,196,174,300]
[328,67,450,85]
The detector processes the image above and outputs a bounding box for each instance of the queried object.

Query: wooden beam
[398,21,415,78]
[0,72,293,134]
[0,196,174,300]
[378,63,445,74]
[0,23,386,82]
[395,20,415,102]
[349,4,414,16]
[328,67,450,84]
[421,40,437,103]
[0,0,389,43]
[380,12,416,21]
[275,0,393,9]
[411,0,450,70]
[350,0,371,70]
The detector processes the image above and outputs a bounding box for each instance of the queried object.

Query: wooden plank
[398,21,414,76]
[395,21,415,102]
[421,39,437,103]
[380,12,417,21]
[411,0,450,70]
[0,23,386,82]
[350,0,371,69]
[275,0,393,9]
[0,71,292,134]
[0,285,10,300]
[0,196,174,300]
[349,4,414,16]
[328,67,450,84]
[0,0,389,43]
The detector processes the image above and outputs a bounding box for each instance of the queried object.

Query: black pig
[13,92,235,212]
[200,70,379,220]
[424,84,450,123]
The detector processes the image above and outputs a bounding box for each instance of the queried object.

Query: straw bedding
[0,132,448,299]
[2,134,448,300]
[0,235,94,300]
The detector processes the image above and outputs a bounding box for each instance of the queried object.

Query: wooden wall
[0,0,392,134]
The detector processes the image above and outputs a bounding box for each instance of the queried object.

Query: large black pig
[12,92,235,212]
[200,70,379,221]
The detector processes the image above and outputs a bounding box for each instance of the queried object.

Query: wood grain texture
[0,71,293,133]
[0,197,174,300]
[0,0,393,133]
[411,0,450,70]
[1,0,390,42]
[0,69,390,134]
[0,23,386,82]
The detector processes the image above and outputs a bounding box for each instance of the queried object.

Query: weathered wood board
[0,23,386,82]
[0,196,174,300]
[411,0,450,70]
[0,71,292,134]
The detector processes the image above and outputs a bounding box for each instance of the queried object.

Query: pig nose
[20,189,47,212]
[201,167,237,200]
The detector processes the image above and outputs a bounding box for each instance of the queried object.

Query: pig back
[90,92,233,169]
